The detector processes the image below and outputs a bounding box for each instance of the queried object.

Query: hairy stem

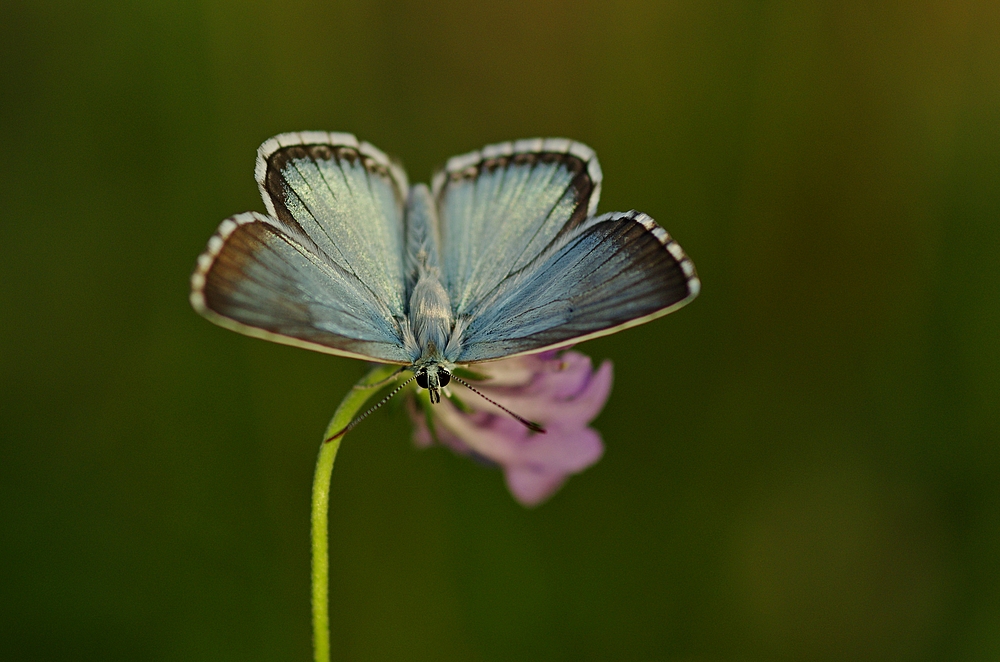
[311,364,402,662]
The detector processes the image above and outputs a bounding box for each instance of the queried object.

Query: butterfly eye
[415,371,429,389]
[438,370,451,387]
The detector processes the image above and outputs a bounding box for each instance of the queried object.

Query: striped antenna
[449,375,546,433]
[324,373,417,442]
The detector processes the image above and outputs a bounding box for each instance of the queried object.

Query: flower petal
[435,406,605,472]
[454,358,613,426]
[408,350,613,505]
[505,467,570,507]
[405,397,435,449]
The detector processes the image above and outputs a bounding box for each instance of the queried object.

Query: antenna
[324,373,417,442]
[449,375,546,434]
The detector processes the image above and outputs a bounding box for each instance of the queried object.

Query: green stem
[311,364,402,662]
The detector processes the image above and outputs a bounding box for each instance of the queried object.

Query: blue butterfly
[190,132,699,427]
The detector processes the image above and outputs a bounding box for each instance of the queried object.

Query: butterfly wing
[190,132,414,364]
[433,139,698,364]
[452,210,699,362]
[432,138,602,317]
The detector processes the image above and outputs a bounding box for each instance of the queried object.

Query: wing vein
[283,158,355,272]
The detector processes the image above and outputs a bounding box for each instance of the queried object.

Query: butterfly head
[414,364,451,404]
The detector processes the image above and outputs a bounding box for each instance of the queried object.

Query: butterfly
[190,132,699,430]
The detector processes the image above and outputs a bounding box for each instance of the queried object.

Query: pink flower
[407,350,613,506]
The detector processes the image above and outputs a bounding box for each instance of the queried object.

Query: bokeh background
[3,1,999,660]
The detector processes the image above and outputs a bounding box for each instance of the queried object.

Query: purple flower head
[407,350,613,506]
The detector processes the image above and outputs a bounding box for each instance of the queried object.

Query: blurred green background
[2,1,999,660]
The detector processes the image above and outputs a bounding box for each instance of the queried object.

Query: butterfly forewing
[432,138,602,317]
[452,210,699,363]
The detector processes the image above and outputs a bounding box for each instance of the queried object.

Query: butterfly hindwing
[190,133,414,364]
[432,138,602,317]
[257,131,410,319]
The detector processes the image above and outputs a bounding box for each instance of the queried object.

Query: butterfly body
[407,259,457,403]
[191,132,699,404]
